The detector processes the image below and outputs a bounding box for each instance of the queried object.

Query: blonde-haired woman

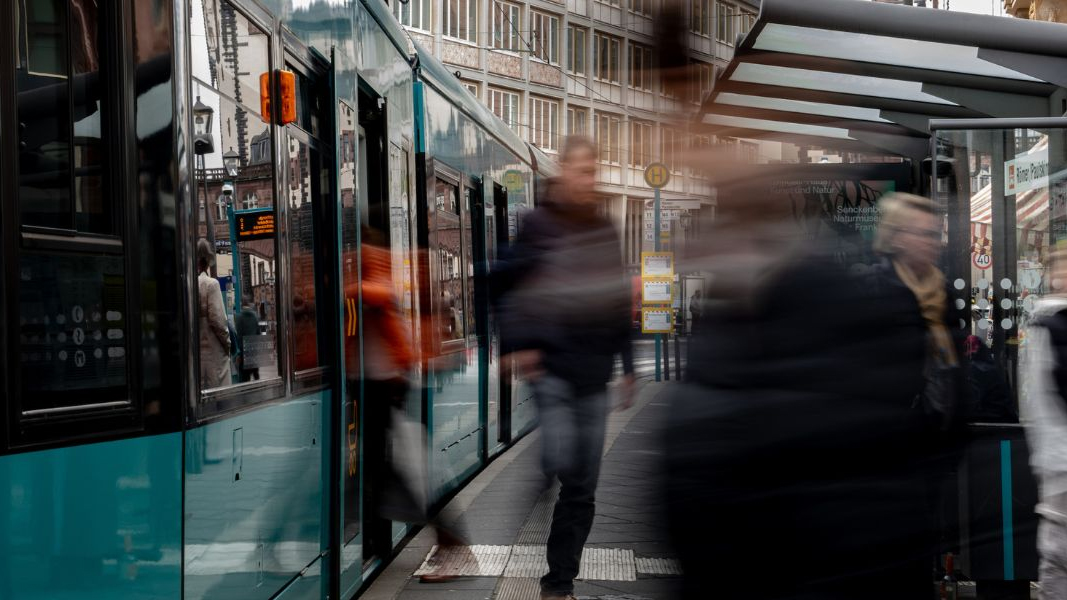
[873,192,961,428]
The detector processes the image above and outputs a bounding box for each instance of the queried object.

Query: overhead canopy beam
[696,0,1067,159]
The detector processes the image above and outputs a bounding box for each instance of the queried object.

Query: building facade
[1004,0,1067,22]
[393,0,759,267]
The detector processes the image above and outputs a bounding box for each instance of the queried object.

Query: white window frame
[593,32,621,84]
[594,111,622,165]
[566,25,587,75]
[393,0,431,32]
[491,0,522,51]
[444,0,478,43]
[629,120,653,168]
[628,43,652,92]
[691,60,712,103]
[567,106,588,136]
[690,0,711,36]
[488,87,521,136]
[529,96,560,152]
[531,11,559,64]
[716,1,736,44]
[662,127,682,173]
[629,0,651,17]
[461,80,480,99]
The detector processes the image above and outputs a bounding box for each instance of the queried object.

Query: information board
[235,209,276,241]
[641,308,673,333]
[642,279,672,304]
[641,252,674,278]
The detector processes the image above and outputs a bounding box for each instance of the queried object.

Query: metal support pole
[228,201,241,317]
[654,187,662,382]
[664,332,670,381]
[674,330,682,380]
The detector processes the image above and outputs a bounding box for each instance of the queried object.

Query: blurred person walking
[665,180,948,599]
[494,136,635,600]
[1022,243,1067,599]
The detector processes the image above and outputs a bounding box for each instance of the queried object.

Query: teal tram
[0,0,557,598]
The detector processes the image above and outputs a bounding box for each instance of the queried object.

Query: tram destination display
[235,208,276,241]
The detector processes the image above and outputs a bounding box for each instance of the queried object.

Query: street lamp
[223,148,241,178]
[193,96,215,155]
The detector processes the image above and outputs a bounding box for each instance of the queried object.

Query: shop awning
[698,0,1067,159]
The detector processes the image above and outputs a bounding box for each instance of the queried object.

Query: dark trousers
[534,376,609,595]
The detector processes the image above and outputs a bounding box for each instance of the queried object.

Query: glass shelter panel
[935,125,1067,422]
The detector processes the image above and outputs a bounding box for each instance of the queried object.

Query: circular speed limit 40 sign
[973,252,991,270]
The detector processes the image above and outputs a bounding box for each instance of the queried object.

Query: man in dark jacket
[494,136,634,600]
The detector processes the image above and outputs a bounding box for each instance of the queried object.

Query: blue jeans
[535,375,609,595]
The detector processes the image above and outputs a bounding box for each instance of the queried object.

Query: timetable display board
[641,252,673,278]
[235,208,276,241]
[641,308,673,334]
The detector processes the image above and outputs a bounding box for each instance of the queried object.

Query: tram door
[473,178,511,452]
[932,121,1067,587]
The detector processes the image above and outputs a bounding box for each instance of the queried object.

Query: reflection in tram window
[189,0,269,116]
[16,0,111,233]
[191,80,279,394]
[287,137,324,372]
[436,179,465,342]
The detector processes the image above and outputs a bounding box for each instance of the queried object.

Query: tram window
[17,253,129,415]
[191,82,280,395]
[435,178,465,342]
[190,0,270,118]
[464,187,476,337]
[286,136,326,372]
[16,0,112,233]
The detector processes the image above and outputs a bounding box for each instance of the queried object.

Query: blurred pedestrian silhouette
[235,303,260,382]
[1022,243,1067,599]
[664,177,948,599]
[965,334,1016,423]
[197,239,231,389]
[493,136,634,600]
[351,228,465,580]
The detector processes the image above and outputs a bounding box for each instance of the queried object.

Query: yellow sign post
[644,162,670,189]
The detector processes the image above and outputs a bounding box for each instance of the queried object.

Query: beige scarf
[894,260,958,367]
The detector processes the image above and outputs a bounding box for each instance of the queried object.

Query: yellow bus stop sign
[644,162,670,189]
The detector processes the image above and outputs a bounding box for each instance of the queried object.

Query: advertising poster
[769,164,911,269]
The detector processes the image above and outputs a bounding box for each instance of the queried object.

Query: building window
[566,26,587,75]
[530,96,560,152]
[445,0,477,43]
[594,111,621,164]
[491,0,522,51]
[628,43,653,91]
[717,2,736,44]
[243,192,259,210]
[489,87,521,135]
[461,80,480,98]
[568,106,588,136]
[740,10,756,34]
[662,127,682,172]
[691,60,712,103]
[593,32,621,83]
[394,0,431,31]
[691,0,711,35]
[630,120,653,168]
[630,0,651,16]
[531,11,559,63]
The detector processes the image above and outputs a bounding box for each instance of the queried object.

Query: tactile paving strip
[502,545,548,578]
[494,577,541,600]
[576,547,636,582]
[413,544,512,577]
[634,557,682,576]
